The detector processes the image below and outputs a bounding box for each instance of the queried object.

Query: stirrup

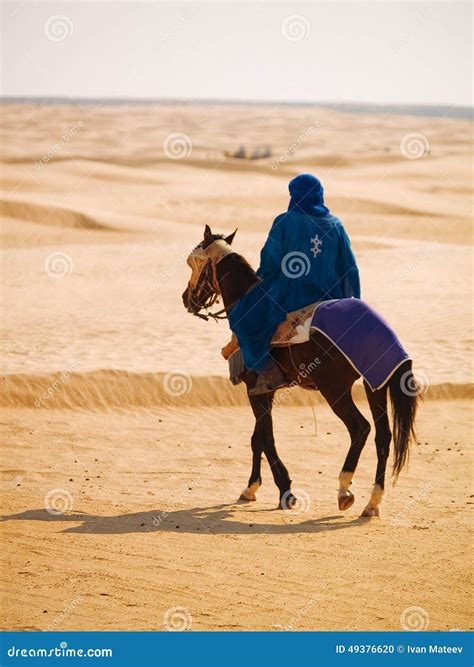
[249,368,286,396]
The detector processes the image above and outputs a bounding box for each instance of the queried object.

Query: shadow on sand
[1,503,374,535]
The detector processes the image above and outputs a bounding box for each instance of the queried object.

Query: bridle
[185,239,234,322]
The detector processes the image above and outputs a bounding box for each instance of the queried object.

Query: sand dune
[1,370,472,412]
[0,196,118,232]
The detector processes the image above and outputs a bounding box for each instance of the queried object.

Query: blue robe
[228,174,360,372]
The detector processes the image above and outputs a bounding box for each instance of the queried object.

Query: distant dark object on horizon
[224,145,272,160]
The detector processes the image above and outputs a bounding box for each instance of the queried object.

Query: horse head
[182,225,237,320]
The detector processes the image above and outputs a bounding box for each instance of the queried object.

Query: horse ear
[225,228,238,245]
[204,224,213,241]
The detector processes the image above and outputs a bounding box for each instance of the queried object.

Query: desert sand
[0,101,472,631]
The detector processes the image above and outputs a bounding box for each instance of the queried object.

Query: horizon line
[1,96,472,119]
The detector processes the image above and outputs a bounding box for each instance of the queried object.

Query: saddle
[221,301,321,360]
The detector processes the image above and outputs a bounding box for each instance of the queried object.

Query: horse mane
[204,233,257,278]
[215,245,259,309]
[225,251,257,277]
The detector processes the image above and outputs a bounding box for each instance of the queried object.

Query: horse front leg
[241,392,294,508]
[239,391,270,502]
[239,422,263,501]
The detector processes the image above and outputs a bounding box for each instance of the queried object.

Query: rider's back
[257,209,360,315]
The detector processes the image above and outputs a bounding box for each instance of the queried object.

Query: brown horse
[182,225,419,517]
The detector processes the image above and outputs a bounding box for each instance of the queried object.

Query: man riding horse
[229,172,360,395]
[183,179,417,514]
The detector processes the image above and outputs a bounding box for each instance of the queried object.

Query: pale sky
[1,1,472,106]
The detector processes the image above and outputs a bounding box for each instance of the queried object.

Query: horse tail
[388,359,420,481]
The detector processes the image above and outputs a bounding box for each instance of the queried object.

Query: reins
[189,255,228,322]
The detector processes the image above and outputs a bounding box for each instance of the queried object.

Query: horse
[182,225,419,517]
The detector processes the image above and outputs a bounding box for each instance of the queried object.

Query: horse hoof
[361,506,380,518]
[338,491,355,511]
[239,492,257,502]
[239,481,260,502]
[279,492,297,510]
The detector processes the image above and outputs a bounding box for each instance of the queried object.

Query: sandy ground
[0,102,473,631]
[0,401,472,631]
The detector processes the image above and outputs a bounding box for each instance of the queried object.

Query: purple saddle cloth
[311,299,410,391]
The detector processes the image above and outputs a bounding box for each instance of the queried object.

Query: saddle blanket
[223,298,410,391]
[311,298,410,391]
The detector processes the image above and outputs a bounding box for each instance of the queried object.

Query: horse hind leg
[361,382,391,517]
[319,383,371,512]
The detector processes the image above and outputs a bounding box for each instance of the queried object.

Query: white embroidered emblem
[310,235,323,257]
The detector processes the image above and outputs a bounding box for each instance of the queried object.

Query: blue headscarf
[288,173,329,216]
